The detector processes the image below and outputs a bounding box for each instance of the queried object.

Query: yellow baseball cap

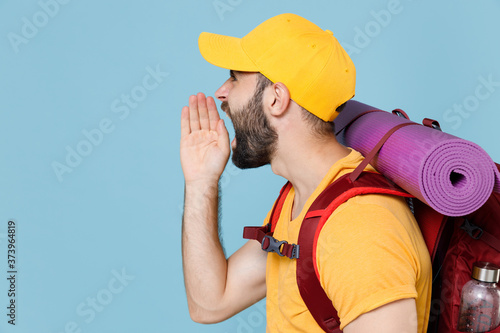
[198,13,356,122]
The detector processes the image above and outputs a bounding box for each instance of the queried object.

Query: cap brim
[198,32,258,72]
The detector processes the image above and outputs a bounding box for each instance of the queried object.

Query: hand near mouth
[180,92,231,185]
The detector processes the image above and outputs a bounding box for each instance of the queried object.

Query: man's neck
[271,136,350,220]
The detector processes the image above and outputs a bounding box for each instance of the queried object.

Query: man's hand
[180,93,267,324]
[180,92,230,185]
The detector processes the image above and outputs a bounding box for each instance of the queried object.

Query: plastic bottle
[458,262,500,332]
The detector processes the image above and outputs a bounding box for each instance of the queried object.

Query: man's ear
[265,82,291,117]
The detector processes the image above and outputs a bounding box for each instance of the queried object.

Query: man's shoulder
[321,192,418,248]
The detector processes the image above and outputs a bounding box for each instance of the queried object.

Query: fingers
[180,105,190,139]
[197,92,210,130]
[188,95,200,131]
[207,96,221,131]
[184,93,221,133]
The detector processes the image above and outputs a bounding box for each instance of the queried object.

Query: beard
[221,87,278,169]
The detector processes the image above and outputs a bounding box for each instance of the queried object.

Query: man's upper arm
[203,239,267,323]
[343,298,418,333]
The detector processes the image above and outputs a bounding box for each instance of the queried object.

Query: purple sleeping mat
[335,100,500,216]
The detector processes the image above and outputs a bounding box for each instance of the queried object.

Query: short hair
[257,73,344,137]
[257,72,273,90]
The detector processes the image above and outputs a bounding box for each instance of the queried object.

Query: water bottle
[458,262,500,332]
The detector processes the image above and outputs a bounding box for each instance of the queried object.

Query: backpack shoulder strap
[297,171,412,333]
[269,182,293,232]
[242,182,297,258]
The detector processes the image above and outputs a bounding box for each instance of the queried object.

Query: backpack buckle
[460,219,484,240]
[261,235,287,256]
[261,235,299,259]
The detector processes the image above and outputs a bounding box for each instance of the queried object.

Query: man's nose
[215,79,231,102]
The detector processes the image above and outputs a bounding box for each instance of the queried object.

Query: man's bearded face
[221,80,278,169]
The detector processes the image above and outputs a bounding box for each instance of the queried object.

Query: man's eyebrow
[229,70,236,78]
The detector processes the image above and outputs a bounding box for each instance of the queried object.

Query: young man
[180,13,432,333]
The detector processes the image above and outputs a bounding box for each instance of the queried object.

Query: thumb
[217,119,230,149]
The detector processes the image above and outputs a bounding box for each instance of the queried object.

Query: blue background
[0,0,499,332]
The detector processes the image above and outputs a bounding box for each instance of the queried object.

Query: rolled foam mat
[335,100,500,216]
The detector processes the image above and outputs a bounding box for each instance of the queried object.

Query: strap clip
[290,244,300,259]
[461,219,484,240]
[423,118,442,131]
[261,235,299,259]
[392,109,410,119]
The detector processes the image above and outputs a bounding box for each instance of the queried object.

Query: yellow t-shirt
[265,149,432,332]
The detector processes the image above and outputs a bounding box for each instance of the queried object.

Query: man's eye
[229,71,237,81]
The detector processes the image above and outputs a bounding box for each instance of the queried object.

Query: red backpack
[243,106,500,333]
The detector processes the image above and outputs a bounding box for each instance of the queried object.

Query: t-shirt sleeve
[316,197,420,330]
